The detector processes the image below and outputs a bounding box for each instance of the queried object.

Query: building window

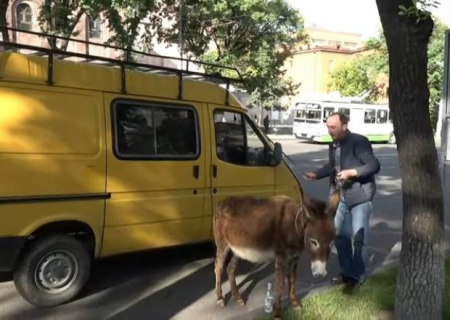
[329,40,342,49]
[312,38,327,47]
[16,3,33,31]
[88,18,102,38]
[328,60,335,73]
[344,42,358,48]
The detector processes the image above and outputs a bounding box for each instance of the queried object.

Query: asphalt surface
[0,139,445,320]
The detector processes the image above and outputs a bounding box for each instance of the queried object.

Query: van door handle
[212,165,217,178]
[193,165,199,179]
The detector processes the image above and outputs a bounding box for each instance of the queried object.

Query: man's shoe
[342,279,363,295]
[330,273,353,285]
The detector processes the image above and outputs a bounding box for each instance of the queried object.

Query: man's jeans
[334,196,372,283]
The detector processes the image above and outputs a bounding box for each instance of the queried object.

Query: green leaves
[37,0,96,49]
[327,18,448,129]
[37,0,161,55]
[397,0,438,23]
[155,0,307,110]
[327,54,387,102]
[96,0,163,57]
[32,0,305,110]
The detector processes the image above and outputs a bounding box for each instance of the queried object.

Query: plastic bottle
[263,282,274,313]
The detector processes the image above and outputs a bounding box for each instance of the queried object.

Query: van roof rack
[0,27,244,105]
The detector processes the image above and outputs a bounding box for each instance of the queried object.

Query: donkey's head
[303,190,340,278]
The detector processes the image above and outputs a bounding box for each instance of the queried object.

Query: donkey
[213,190,340,319]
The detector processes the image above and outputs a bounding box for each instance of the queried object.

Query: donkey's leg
[227,253,244,306]
[215,244,230,307]
[288,256,300,309]
[274,256,286,320]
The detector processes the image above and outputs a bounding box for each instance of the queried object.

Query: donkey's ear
[303,198,321,221]
[326,189,340,219]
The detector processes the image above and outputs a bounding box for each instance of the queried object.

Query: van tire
[13,234,91,308]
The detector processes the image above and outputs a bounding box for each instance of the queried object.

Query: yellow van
[0,39,303,308]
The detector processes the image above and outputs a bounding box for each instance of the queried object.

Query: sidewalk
[267,135,443,144]
[225,242,403,320]
[266,134,296,141]
[235,240,450,320]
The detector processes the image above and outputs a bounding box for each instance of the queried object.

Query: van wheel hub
[35,251,79,293]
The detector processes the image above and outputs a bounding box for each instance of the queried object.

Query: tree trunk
[375,1,445,319]
[0,0,11,49]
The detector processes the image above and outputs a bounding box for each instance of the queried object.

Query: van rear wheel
[13,234,91,308]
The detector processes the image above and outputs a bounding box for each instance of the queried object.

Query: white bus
[292,99,395,143]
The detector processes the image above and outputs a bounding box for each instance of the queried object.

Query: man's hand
[303,172,317,181]
[336,169,358,181]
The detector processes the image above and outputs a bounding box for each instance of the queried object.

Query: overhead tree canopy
[98,0,161,55]
[154,0,307,110]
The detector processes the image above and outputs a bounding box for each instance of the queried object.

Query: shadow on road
[1,241,273,320]
[3,140,438,320]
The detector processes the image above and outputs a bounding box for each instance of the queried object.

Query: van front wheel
[13,234,91,308]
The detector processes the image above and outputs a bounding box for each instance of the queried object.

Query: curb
[267,135,296,141]
[239,241,450,320]
[229,245,399,320]
[225,281,332,320]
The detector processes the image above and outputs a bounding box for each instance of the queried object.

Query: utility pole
[178,0,184,69]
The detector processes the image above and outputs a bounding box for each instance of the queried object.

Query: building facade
[283,25,366,104]
[2,0,182,68]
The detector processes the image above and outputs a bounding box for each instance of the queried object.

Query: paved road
[0,140,441,320]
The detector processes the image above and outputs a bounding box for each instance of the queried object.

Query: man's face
[326,115,347,140]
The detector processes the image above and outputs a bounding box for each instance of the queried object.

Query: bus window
[295,109,306,118]
[364,109,376,123]
[337,107,350,121]
[377,110,388,124]
[388,110,393,123]
[305,104,321,123]
[322,107,335,122]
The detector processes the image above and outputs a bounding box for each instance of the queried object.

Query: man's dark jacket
[313,132,381,208]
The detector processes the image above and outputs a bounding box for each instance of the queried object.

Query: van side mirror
[270,142,283,166]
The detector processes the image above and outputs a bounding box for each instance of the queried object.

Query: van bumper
[0,236,26,272]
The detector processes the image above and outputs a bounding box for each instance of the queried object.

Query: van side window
[113,101,199,159]
[214,110,270,166]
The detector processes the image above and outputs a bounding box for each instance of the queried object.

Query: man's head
[326,112,349,141]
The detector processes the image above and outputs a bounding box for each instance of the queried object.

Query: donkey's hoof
[291,301,301,310]
[236,298,245,306]
[216,299,225,308]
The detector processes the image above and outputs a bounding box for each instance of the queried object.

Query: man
[263,115,270,134]
[303,112,380,292]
